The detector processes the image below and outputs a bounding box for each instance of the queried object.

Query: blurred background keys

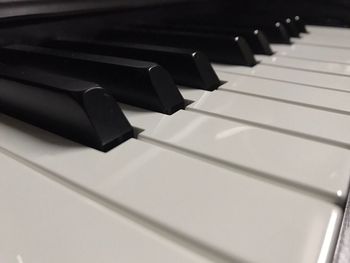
[102,27,257,66]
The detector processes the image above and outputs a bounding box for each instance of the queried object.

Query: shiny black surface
[0,64,133,151]
[134,24,273,55]
[103,27,257,66]
[43,39,221,90]
[0,45,185,114]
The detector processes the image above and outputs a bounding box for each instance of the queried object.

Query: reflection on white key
[0,153,209,263]
[213,63,350,92]
[256,54,350,76]
[121,106,350,204]
[183,89,350,150]
[0,116,343,263]
[272,44,350,64]
[215,71,350,115]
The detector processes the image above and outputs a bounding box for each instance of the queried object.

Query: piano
[1,0,350,262]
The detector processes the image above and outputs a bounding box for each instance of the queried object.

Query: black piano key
[0,45,184,115]
[283,17,300,37]
[102,27,257,66]
[0,64,134,152]
[134,24,273,55]
[222,14,300,37]
[218,28,273,55]
[207,22,291,45]
[200,3,305,35]
[171,16,291,44]
[233,29,273,55]
[265,22,291,44]
[43,39,221,91]
[294,16,308,33]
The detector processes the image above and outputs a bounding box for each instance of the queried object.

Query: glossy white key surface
[216,71,350,114]
[294,34,350,49]
[272,44,350,64]
[184,89,350,149]
[0,115,343,263]
[0,153,210,263]
[257,54,350,76]
[213,63,350,92]
[122,107,350,204]
[307,25,350,38]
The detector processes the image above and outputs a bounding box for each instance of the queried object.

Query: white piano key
[0,115,343,263]
[272,44,350,64]
[183,89,350,149]
[145,108,350,202]
[307,25,350,38]
[215,71,350,114]
[256,54,350,76]
[0,153,210,263]
[213,63,350,92]
[293,34,350,49]
[119,106,350,204]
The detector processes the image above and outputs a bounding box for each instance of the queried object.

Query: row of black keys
[0,15,305,151]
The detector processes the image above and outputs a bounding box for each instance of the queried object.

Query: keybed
[1,1,350,262]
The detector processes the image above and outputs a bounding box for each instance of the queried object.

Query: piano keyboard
[1,3,350,263]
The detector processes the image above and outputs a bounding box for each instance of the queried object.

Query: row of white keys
[216,28,350,88]
[267,25,350,71]
[123,101,350,204]
[294,25,350,49]
[213,64,350,92]
[307,25,350,38]
[295,25,350,49]
[256,54,350,77]
[211,29,350,150]
[216,71,350,114]
[272,44,350,64]
[181,83,350,149]
[213,63,350,92]
[125,25,350,201]
[0,115,342,263]
[293,34,350,49]
[0,152,210,263]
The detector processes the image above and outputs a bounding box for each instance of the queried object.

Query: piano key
[182,88,350,150]
[214,28,274,55]
[294,15,308,33]
[0,45,184,114]
[213,63,350,93]
[216,71,350,115]
[239,22,292,44]
[191,22,291,44]
[283,17,300,37]
[0,65,133,151]
[195,7,303,36]
[0,115,342,263]
[294,34,350,49]
[0,153,211,263]
[43,39,221,91]
[250,17,300,37]
[307,25,350,37]
[120,106,350,204]
[256,54,350,76]
[194,16,292,44]
[127,24,273,55]
[103,27,257,66]
[272,43,350,64]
